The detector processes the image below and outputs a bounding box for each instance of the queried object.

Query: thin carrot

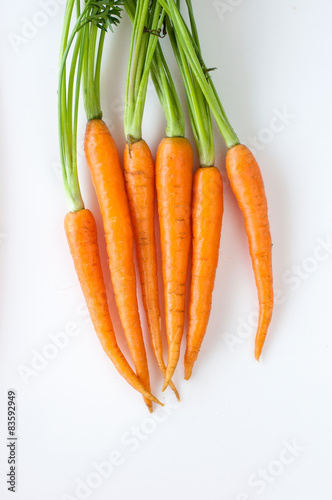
[165,8,223,379]
[226,145,273,360]
[184,168,223,379]
[156,137,193,390]
[84,118,153,412]
[163,0,273,359]
[127,0,192,391]
[65,209,163,405]
[124,141,179,400]
[78,4,155,411]
[124,0,181,397]
[58,1,162,406]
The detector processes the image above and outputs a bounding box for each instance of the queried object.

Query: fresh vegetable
[164,4,223,379]
[156,137,193,389]
[84,119,153,412]
[127,0,192,390]
[159,0,273,359]
[226,145,273,360]
[124,1,179,399]
[58,0,162,407]
[65,210,162,405]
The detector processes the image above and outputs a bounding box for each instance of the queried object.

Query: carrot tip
[184,363,193,381]
[173,389,181,402]
[164,381,180,401]
[162,381,168,392]
[150,396,164,407]
[254,346,262,361]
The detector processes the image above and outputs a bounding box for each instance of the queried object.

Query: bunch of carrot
[58,0,273,411]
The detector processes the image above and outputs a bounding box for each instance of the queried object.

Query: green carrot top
[125,0,185,139]
[124,0,165,142]
[166,0,214,166]
[157,0,239,149]
[58,0,123,211]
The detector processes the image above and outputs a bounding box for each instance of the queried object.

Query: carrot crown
[58,0,124,211]
[157,0,239,150]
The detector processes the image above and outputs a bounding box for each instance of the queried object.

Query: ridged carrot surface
[226,144,273,360]
[156,137,193,389]
[184,167,223,379]
[64,209,162,406]
[84,119,152,411]
[124,140,180,400]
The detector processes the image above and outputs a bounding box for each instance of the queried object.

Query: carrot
[124,141,179,400]
[184,167,223,379]
[163,0,273,359]
[58,1,161,407]
[84,118,153,412]
[79,4,156,411]
[65,209,162,405]
[226,144,273,360]
[124,2,180,398]
[126,1,190,391]
[165,9,223,379]
[156,137,193,390]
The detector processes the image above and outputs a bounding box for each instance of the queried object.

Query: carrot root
[84,119,153,411]
[156,137,193,389]
[184,166,223,379]
[124,140,180,400]
[64,209,163,407]
[226,144,273,360]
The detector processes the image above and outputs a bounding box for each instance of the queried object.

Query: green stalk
[166,15,214,166]
[125,0,161,141]
[94,29,106,112]
[150,43,184,137]
[58,0,87,211]
[131,5,165,136]
[157,0,239,148]
[124,0,185,138]
[82,20,104,121]
[58,0,124,211]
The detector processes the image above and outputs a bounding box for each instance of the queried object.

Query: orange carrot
[226,144,273,360]
[124,140,180,400]
[64,208,162,406]
[156,137,193,390]
[84,119,153,412]
[184,167,223,379]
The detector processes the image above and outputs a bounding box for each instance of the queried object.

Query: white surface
[1,1,332,499]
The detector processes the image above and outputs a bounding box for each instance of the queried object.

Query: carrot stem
[125,0,185,139]
[124,0,164,141]
[157,0,239,148]
[166,15,214,167]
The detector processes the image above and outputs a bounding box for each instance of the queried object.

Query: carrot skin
[124,140,180,400]
[84,119,152,411]
[226,144,273,360]
[64,209,162,406]
[184,167,223,380]
[156,137,193,389]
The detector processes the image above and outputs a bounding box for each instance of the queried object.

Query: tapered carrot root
[226,144,273,360]
[64,209,163,406]
[184,167,223,380]
[84,119,153,412]
[124,140,180,401]
[156,137,193,390]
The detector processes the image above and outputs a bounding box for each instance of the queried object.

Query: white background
[1,1,332,499]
